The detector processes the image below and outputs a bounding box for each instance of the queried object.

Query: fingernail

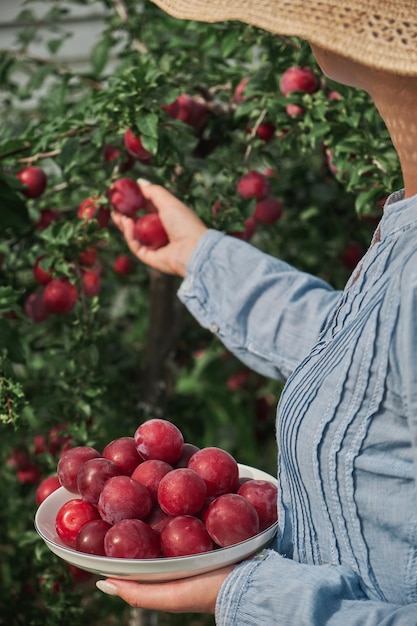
[96,580,118,596]
[137,178,151,187]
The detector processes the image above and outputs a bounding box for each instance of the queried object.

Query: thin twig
[244,107,267,162]
[0,126,93,162]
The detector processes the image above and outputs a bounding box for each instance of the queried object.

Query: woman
[96,1,417,623]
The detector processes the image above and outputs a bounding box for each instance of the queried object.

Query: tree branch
[0,50,102,91]
[244,108,267,162]
[111,0,148,55]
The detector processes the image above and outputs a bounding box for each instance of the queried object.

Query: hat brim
[150,0,417,76]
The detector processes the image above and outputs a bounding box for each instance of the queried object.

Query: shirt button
[210,323,219,333]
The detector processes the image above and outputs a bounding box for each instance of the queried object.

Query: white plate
[35,463,278,581]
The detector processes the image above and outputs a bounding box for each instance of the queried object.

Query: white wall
[0,1,108,69]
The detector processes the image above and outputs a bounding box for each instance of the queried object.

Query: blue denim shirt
[178,190,417,625]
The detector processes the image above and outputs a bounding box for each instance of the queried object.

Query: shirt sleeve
[216,550,417,625]
[178,230,341,380]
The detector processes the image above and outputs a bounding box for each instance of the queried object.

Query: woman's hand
[112,180,208,278]
[96,564,234,613]
[109,181,226,610]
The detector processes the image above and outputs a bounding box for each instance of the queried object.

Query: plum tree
[0,1,397,624]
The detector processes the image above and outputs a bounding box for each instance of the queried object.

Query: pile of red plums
[51,418,278,559]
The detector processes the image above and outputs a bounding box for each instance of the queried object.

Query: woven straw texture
[150,0,417,76]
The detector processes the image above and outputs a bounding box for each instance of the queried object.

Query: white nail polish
[96,580,118,596]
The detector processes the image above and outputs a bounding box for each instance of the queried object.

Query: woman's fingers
[96,564,234,614]
[111,181,208,277]
[111,213,141,256]
[138,182,208,238]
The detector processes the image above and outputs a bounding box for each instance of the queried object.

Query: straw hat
[149,0,417,76]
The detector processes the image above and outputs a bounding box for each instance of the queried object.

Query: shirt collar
[378,189,417,240]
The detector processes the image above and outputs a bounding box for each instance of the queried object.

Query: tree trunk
[139,269,184,417]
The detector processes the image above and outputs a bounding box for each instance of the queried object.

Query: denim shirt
[178,190,417,625]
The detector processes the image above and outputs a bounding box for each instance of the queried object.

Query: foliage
[0,1,400,624]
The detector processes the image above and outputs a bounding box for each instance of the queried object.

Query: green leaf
[0,181,30,234]
[0,139,30,160]
[221,31,239,57]
[355,186,383,216]
[137,112,159,139]
[47,38,65,55]
[91,37,111,76]
[0,319,25,363]
[27,63,55,91]
[137,112,159,154]
[0,287,20,312]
